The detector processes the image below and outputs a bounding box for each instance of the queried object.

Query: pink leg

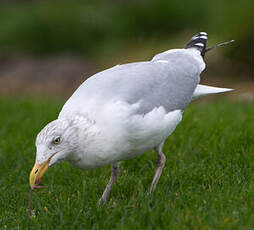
[98,163,120,205]
[150,143,166,192]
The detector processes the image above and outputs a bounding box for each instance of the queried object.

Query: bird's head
[29,118,81,189]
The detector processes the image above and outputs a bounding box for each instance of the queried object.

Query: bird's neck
[66,114,99,141]
[64,114,102,162]
[65,114,122,169]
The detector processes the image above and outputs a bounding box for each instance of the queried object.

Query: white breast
[67,101,182,169]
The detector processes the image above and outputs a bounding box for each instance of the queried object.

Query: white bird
[29,32,233,204]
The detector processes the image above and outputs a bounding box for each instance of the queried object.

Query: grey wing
[126,61,200,113]
[62,50,204,115]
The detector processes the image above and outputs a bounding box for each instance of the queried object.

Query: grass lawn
[0,96,254,229]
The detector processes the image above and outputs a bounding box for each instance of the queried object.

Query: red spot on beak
[35,178,41,185]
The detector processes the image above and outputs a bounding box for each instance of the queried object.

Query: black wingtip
[185,32,208,57]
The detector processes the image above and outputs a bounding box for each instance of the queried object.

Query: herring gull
[29,32,233,204]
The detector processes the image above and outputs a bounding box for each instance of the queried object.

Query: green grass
[0,97,254,229]
[0,0,253,64]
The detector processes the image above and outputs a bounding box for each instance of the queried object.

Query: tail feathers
[192,84,233,100]
[185,32,207,57]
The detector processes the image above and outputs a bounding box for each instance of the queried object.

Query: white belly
[115,108,183,161]
[68,103,182,169]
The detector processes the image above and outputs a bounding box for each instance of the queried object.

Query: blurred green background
[0,0,253,96]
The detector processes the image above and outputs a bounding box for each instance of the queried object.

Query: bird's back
[60,49,204,119]
[59,33,207,118]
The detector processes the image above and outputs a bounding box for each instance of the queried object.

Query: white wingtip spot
[191,35,207,41]
[194,43,204,47]
[199,32,207,36]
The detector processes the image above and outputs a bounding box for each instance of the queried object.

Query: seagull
[29,32,233,204]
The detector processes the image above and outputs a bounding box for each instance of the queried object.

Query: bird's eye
[53,136,61,145]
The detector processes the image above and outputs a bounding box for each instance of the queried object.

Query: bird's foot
[150,151,166,193]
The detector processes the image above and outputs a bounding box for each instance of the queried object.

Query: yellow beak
[29,160,50,189]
